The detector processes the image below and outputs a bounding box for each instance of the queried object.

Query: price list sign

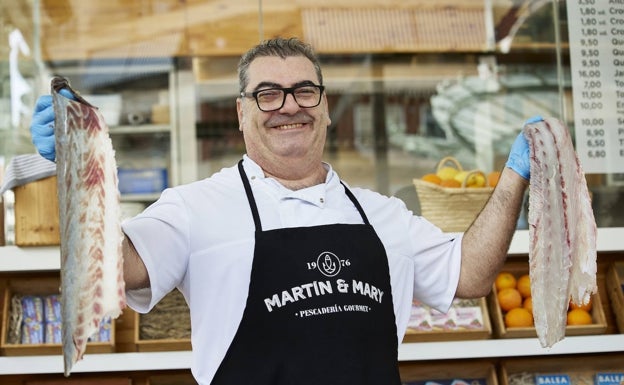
[567,0,624,173]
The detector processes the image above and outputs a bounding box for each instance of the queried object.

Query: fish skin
[554,122,597,306]
[52,77,126,376]
[524,117,597,348]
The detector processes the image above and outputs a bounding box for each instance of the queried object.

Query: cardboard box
[400,360,498,385]
[606,261,624,334]
[403,297,492,342]
[13,176,60,246]
[488,261,607,339]
[1,274,115,356]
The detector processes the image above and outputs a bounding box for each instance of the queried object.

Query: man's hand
[29,89,74,161]
[505,116,542,180]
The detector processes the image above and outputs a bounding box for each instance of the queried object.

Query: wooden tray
[403,297,492,342]
[400,359,498,385]
[0,274,115,356]
[133,290,191,352]
[133,313,191,353]
[487,262,607,339]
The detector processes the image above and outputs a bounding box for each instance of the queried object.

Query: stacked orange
[568,297,593,325]
[420,170,501,188]
[495,272,533,328]
[421,172,462,188]
[494,272,594,328]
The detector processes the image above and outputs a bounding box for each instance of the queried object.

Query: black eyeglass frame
[240,84,326,112]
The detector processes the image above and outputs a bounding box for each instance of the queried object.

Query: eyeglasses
[240,84,325,112]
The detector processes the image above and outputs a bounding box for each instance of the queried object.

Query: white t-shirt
[122,155,462,384]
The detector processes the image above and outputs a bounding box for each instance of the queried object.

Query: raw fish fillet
[52,77,126,376]
[523,117,597,348]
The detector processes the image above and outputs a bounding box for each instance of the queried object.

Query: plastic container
[117,168,167,194]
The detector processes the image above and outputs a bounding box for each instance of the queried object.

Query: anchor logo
[316,252,341,277]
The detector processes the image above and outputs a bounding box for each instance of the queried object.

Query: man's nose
[280,92,300,112]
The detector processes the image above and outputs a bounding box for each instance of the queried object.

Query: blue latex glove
[505,116,543,180]
[30,89,74,161]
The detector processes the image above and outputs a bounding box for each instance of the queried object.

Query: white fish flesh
[52,77,126,376]
[524,117,597,348]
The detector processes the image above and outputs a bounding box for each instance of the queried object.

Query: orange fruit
[421,173,442,185]
[517,274,531,298]
[495,272,517,292]
[567,308,592,325]
[569,297,592,312]
[487,171,501,187]
[498,288,522,312]
[523,296,533,313]
[505,307,534,328]
[439,179,461,188]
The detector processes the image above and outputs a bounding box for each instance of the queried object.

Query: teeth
[276,123,303,130]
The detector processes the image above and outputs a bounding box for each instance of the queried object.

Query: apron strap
[340,182,371,225]
[238,159,263,232]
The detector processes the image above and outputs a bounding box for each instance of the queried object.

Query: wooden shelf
[0,246,59,272]
[506,227,624,254]
[109,124,171,135]
[399,334,624,361]
[120,193,162,202]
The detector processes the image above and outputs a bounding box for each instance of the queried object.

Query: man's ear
[236,98,244,132]
[323,96,332,127]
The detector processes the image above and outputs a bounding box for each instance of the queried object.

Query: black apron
[210,160,401,385]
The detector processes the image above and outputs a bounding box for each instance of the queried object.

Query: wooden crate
[0,274,115,356]
[400,359,498,385]
[134,290,191,352]
[133,314,191,352]
[13,176,60,246]
[606,261,624,333]
[145,371,198,385]
[487,261,607,339]
[500,354,624,385]
[403,297,492,342]
[25,378,131,385]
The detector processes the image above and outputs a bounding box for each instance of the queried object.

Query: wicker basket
[413,157,494,233]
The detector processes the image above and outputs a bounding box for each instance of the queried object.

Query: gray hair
[237,37,323,93]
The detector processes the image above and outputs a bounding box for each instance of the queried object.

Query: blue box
[118,168,168,194]
[595,373,624,385]
[535,374,571,385]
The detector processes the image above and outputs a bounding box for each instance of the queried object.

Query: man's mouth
[274,123,305,130]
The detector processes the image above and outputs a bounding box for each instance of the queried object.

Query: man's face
[237,56,331,167]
